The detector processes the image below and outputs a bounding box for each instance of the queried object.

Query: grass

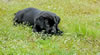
[0,0,100,55]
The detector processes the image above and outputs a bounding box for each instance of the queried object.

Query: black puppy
[13,8,63,35]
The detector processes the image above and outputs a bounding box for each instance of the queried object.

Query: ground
[0,0,100,55]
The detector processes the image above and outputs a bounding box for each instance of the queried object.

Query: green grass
[0,0,100,55]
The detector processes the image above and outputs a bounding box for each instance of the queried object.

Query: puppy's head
[35,11,62,35]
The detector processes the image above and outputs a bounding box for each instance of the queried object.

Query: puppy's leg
[13,17,19,26]
[33,24,38,32]
[33,24,42,32]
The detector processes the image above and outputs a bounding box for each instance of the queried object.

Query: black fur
[13,8,63,35]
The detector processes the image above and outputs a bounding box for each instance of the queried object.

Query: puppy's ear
[35,16,45,29]
[55,16,60,24]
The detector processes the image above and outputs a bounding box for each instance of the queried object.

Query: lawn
[0,0,100,55]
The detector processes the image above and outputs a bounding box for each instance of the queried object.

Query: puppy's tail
[14,13,16,15]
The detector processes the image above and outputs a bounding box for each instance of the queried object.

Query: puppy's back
[14,8,41,25]
[15,8,41,16]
